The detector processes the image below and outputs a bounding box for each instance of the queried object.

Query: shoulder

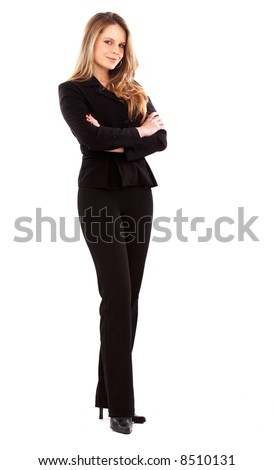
[58,79,98,103]
[131,79,146,93]
[132,79,142,87]
[58,80,92,110]
[59,79,74,88]
[59,77,98,90]
[58,79,82,91]
[58,80,79,99]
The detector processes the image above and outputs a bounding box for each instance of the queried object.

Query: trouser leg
[95,187,153,414]
[77,187,153,417]
[123,187,153,350]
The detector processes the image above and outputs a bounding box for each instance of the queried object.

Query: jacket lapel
[83,76,124,103]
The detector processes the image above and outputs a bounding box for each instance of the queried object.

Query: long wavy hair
[69,12,148,123]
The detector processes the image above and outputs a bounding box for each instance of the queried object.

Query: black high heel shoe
[110,417,132,434]
[99,407,146,424]
[132,414,146,424]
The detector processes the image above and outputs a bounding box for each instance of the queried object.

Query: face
[93,24,126,73]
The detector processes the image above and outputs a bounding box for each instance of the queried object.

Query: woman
[58,12,167,435]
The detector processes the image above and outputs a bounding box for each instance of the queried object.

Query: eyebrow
[103,36,126,44]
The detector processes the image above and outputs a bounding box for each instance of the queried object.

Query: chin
[102,63,116,71]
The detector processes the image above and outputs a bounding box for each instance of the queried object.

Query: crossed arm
[85,111,165,153]
[58,81,167,162]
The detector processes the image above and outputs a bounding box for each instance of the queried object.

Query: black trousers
[77,186,153,417]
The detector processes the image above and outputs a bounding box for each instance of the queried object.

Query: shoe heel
[99,407,103,419]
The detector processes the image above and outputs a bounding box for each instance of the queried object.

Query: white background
[1,0,273,468]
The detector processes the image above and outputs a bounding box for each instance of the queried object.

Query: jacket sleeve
[124,130,167,162]
[58,82,142,151]
[124,97,167,162]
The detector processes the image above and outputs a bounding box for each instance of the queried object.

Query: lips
[106,57,118,63]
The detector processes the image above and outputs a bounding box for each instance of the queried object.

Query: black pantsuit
[77,186,153,417]
[58,75,167,418]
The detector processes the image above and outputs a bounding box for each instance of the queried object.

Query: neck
[93,67,110,88]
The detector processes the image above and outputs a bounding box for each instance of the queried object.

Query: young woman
[58,12,167,435]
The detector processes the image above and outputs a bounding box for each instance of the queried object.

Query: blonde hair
[69,12,148,123]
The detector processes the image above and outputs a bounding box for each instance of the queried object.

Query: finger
[155,120,164,129]
[153,118,163,126]
[148,112,159,119]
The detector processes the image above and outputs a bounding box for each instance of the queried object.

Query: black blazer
[58,76,167,189]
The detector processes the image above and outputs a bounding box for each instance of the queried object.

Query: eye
[104,40,112,45]
[119,44,125,49]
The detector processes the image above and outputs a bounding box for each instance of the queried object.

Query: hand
[136,111,165,138]
[86,114,100,127]
[105,148,125,153]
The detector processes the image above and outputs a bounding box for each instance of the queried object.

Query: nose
[112,46,120,55]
